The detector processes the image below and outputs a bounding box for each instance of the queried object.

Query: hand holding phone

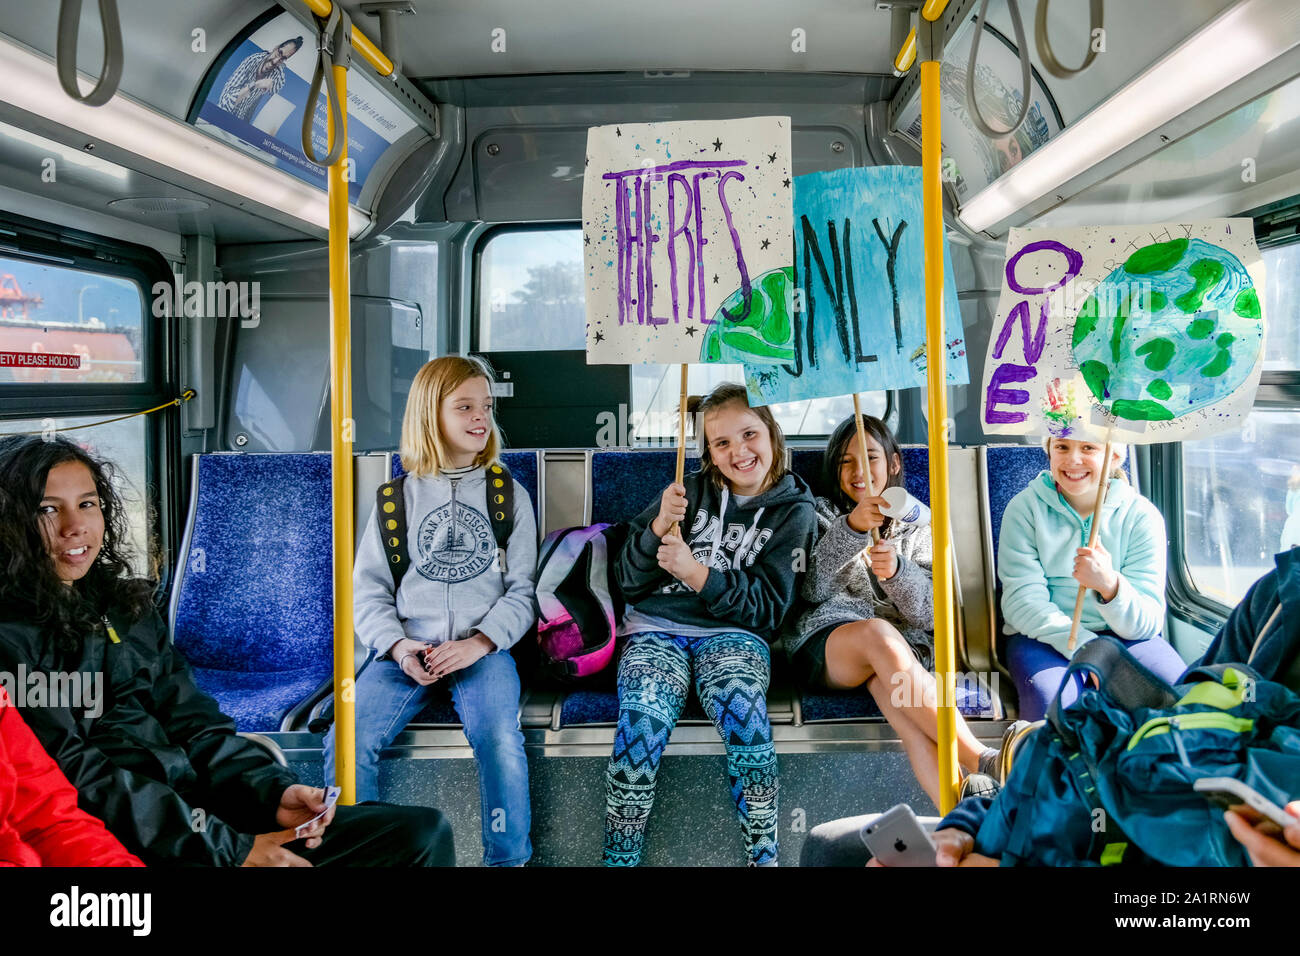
[295,785,341,839]
[860,804,937,867]
[1194,777,1293,829]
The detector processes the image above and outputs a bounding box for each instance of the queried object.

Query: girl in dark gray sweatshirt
[605,384,816,867]
[786,415,997,805]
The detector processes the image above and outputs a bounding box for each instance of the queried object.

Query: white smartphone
[1194,776,1293,829]
[859,804,937,867]
[295,785,342,838]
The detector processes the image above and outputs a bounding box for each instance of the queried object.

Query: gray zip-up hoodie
[353,465,538,658]
[786,496,935,669]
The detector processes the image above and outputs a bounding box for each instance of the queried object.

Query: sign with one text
[981,220,1265,443]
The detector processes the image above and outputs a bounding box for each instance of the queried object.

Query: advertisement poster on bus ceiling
[981,220,1266,444]
[191,10,416,202]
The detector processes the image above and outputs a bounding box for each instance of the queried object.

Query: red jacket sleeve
[0,690,143,867]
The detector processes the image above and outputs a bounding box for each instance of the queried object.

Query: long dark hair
[822,415,905,532]
[694,382,788,493]
[0,435,153,651]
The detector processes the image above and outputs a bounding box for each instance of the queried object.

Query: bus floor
[276,722,1011,866]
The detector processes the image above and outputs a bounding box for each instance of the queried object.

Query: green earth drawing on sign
[1071,237,1262,422]
[700,267,796,365]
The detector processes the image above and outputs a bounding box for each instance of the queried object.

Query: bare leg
[823,620,987,775]
[866,673,942,805]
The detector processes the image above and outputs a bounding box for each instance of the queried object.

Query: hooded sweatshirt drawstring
[707,485,767,570]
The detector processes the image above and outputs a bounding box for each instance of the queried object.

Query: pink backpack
[533,523,627,680]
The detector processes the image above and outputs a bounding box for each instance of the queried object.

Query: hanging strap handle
[1035,0,1104,79]
[966,0,1033,140]
[302,3,353,167]
[56,0,124,107]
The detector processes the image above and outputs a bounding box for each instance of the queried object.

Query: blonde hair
[400,355,502,477]
[1042,436,1128,483]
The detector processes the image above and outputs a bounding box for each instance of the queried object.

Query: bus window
[1180,241,1300,606]
[478,228,585,351]
[0,256,145,384]
[631,363,887,441]
[0,414,150,576]
[475,225,888,441]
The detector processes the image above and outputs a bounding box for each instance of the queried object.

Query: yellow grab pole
[921,53,959,815]
[328,61,357,805]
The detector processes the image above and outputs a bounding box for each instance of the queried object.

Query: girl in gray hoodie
[324,356,536,866]
[787,416,998,804]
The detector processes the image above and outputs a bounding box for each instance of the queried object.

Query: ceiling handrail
[55,0,124,107]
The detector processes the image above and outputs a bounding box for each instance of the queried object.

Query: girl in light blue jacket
[998,437,1185,720]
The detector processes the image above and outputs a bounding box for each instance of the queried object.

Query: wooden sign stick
[853,393,878,546]
[670,363,688,538]
[1067,425,1115,652]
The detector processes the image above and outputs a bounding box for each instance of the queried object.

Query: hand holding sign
[980,220,1266,649]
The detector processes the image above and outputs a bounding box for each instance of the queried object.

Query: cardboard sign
[742,166,969,405]
[583,116,794,365]
[981,220,1265,442]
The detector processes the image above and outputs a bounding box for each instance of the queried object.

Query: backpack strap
[485,463,514,575]
[1047,635,1179,747]
[1001,726,1053,866]
[1001,725,1141,867]
[1060,749,1139,866]
[377,475,409,591]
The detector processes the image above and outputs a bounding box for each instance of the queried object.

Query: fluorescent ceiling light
[0,35,368,238]
[958,0,1300,234]
[0,119,131,182]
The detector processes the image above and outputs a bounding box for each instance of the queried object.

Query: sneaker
[958,771,1000,801]
[994,720,1033,784]
[976,747,1000,779]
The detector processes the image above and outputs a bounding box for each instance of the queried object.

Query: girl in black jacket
[0,435,451,866]
[606,383,816,866]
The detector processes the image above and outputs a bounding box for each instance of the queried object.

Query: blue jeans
[1006,632,1188,721]
[324,648,532,866]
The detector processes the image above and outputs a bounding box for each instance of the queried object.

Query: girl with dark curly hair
[0,434,453,867]
[0,435,153,649]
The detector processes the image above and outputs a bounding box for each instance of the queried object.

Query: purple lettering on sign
[984,238,1083,428]
[992,298,1050,364]
[714,169,751,324]
[666,172,693,324]
[1005,240,1083,296]
[603,159,745,326]
[643,174,669,325]
[985,363,1037,425]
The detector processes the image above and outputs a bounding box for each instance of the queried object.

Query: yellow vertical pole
[328,62,356,805]
[921,47,959,815]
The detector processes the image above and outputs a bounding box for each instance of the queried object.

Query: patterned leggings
[603,631,779,866]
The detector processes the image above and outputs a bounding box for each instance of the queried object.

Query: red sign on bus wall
[0,350,82,368]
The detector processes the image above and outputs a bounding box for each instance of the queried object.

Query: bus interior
[0,0,1297,866]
